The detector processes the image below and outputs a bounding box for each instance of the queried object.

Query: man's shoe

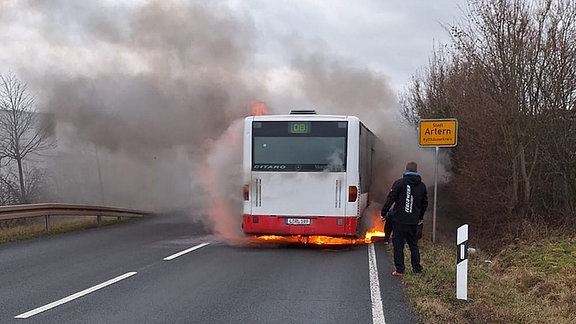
[392,271,403,277]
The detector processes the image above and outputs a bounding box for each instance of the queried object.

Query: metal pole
[433,146,439,243]
[94,145,105,205]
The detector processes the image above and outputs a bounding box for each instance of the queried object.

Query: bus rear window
[252,121,347,172]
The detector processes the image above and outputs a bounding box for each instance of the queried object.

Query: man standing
[381,161,428,276]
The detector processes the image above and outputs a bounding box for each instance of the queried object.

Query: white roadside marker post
[456,224,468,301]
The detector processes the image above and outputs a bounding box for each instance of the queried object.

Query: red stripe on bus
[242,214,359,236]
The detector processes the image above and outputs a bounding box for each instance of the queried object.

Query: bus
[242,110,379,237]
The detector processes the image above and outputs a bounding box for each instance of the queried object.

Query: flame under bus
[242,111,378,237]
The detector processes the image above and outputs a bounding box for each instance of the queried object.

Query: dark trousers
[392,222,422,273]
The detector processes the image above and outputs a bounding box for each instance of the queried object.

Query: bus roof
[246,114,360,122]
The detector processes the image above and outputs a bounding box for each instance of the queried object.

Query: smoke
[0,0,449,240]
[291,53,449,201]
[18,1,255,153]
[0,0,261,227]
[199,119,244,240]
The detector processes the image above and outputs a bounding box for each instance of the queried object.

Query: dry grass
[0,217,127,244]
[398,235,576,324]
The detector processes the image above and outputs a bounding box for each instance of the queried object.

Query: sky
[236,0,466,92]
[0,0,465,239]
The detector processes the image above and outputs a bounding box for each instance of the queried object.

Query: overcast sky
[236,0,466,91]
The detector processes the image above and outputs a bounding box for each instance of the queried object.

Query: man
[381,161,428,276]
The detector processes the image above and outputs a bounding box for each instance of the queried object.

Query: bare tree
[453,0,576,222]
[0,73,55,204]
[401,0,576,242]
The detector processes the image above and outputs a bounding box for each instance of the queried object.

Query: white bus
[242,110,379,237]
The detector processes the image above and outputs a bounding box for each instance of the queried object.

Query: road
[0,212,417,324]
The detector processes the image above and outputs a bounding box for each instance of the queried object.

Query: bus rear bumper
[242,214,359,236]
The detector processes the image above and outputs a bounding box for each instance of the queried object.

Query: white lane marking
[369,243,386,324]
[15,271,138,319]
[163,242,210,261]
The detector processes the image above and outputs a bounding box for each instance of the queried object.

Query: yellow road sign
[419,119,458,147]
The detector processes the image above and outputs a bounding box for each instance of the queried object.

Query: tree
[401,0,576,242]
[0,73,54,204]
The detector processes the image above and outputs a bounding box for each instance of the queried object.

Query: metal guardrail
[0,203,152,232]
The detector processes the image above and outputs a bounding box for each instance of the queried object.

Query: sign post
[418,119,458,243]
[456,224,469,301]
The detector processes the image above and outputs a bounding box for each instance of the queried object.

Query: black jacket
[381,172,428,225]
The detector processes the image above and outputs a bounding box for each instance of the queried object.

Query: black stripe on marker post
[457,240,468,264]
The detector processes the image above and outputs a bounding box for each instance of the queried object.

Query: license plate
[285,218,311,225]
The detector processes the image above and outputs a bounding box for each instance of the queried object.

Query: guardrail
[0,203,152,232]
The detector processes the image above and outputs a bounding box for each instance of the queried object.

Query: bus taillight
[348,186,358,202]
[243,184,249,200]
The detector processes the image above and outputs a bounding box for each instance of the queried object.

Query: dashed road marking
[15,271,138,319]
[163,242,210,261]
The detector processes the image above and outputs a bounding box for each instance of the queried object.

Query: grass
[397,235,576,324]
[0,217,129,244]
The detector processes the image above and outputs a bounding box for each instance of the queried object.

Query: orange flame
[249,100,270,116]
[362,204,387,243]
[250,228,387,246]
[250,235,356,245]
[250,231,386,246]
[363,229,386,244]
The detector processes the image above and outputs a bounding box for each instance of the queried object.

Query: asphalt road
[0,212,417,324]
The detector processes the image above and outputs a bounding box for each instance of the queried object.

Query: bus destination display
[289,122,310,134]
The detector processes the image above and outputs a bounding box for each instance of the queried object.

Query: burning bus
[242,110,382,241]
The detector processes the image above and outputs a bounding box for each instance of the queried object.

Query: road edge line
[369,243,386,324]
